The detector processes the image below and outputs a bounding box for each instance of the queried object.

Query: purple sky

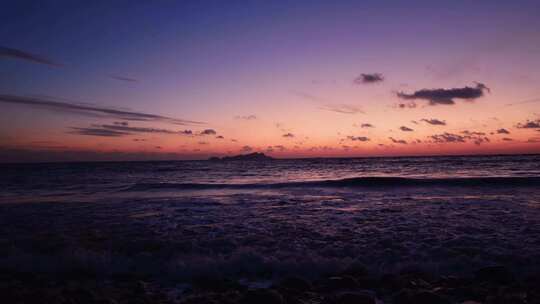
[1,1,540,162]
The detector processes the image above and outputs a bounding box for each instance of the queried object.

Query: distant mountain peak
[208,152,274,161]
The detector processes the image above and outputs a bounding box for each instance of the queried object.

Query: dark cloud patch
[200,129,217,135]
[397,83,489,105]
[0,94,204,125]
[274,145,286,152]
[266,145,287,153]
[400,126,414,132]
[320,104,363,114]
[0,45,62,67]
[198,141,209,145]
[497,128,510,134]
[429,132,490,145]
[155,146,162,149]
[282,133,295,138]
[133,138,147,142]
[472,137,490,145]
[421,118,446,126]
[396,101,417,109]
[430,133,466,143]
[360,123,374,128]
[234,115,257,120]
[68,127,130,137]
[389,137,407,144]
[354,73,384,84]
[114,121,129,126]
[347,136,370,142]
[216,135,224,139]
[502,138,513,141]
[461,130,486,136]
[241,145,253,152]
[109,75,138,83]
[516,120,540,129]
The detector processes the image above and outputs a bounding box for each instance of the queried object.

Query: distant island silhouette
[208,152,274,161]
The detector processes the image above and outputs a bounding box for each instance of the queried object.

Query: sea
[1,154,540,286]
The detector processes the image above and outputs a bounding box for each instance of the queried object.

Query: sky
[1,0,540,162]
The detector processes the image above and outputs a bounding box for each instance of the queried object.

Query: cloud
[396,101,418,109]
[198,141,209,145]
[199,129,217,135]
[397,83,489,105]
[273,145,286,152]
[399,126,414,132]
[430,132,465,143]
[69,124,194,137]
[241,145,253,152]
[0,94,204,125]
[320,104,363,114]
[516,120,540,129]
[502,137,513,141]
[109,75,138,82]
[506,97,540,106]
[292,91,363,114]
[347,136,370,141]
[68,127,131,137]
[282,133,295,138]
[216,135,224,139]
[354,73,384,84]
[461,130,486,136]
[235,115,257,120]
[100,124,193,135]
[0,45,62,67]
[420,118,446,126]
[472,137,490,145]
[429,132,491,145]
[291,91,328,103]
[496,128,510,134]
[266,145,287,153]
[389,137,407,144]
[360,123,374,128]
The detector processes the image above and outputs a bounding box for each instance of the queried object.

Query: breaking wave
[125,176,540,191]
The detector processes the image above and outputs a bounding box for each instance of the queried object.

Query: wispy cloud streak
[0,94,204,125]
[0,45,62,67]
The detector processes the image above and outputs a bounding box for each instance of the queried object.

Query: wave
[125,176,540,191]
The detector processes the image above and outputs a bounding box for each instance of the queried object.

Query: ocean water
[1,154,540,284]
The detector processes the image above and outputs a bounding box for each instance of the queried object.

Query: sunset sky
[1,0,540,162]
